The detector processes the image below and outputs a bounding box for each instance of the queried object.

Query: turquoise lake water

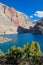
[0,34,43,53]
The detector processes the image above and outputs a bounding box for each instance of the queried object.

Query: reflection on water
[0,34,43,53]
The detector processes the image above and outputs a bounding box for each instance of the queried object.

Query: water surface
[0,34,43,53]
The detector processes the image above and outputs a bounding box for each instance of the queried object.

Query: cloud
[33,20,37,22]
[34,11,43,18]
[30,15,33,18]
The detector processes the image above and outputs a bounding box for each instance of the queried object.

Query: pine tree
[29,41,42,57]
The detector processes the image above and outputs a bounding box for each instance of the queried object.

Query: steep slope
[0,3,35,34]
[34,18,43,34]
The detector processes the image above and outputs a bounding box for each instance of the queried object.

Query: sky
[0,0,43,22]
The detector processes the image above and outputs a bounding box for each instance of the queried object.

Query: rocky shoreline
[0,36,12,44]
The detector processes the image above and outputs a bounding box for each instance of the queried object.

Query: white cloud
[30,15,33,18]
[33,20,37,22]
[34,11,43,18]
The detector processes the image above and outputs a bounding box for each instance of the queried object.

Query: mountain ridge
[0,3,35,34]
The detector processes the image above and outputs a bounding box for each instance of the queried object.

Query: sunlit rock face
[0,3,35,34]
[0,36,12,44]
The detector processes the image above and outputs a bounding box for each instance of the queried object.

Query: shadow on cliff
[17,26,42,34]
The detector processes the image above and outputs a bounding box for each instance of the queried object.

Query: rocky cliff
[33,18,43,34]
[0,3,35,34]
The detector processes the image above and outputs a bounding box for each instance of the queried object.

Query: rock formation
[33,18,43,34]
[0,3,35,34]
[0,36,12,44]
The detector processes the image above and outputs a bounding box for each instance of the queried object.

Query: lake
[0,34,43,53]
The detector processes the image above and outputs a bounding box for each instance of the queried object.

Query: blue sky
[0,0,43,22]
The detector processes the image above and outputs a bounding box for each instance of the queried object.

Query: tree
[22,43,29,60]
[29,41,42,65]
[23,43,29,53]
[29,41,42,57]
[0,50,5,64]
[5,46,24,64]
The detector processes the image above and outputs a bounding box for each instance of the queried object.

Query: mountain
[34,18,43,34]
[0,3,35,34]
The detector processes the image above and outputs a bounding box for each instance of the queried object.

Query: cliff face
[0,3,35,34]
[34,18,43,34]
